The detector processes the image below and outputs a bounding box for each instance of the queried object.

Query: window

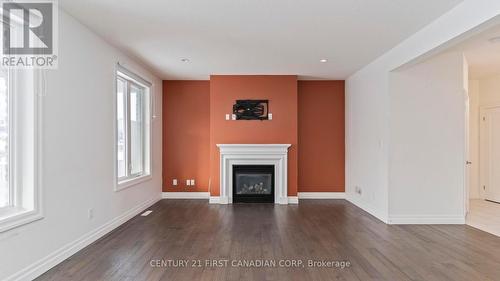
[0,69,9,209]
[0,69,42,232]
[115,66,152,189]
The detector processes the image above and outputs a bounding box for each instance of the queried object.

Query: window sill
[115,174,152,192]
[0,207,43,233]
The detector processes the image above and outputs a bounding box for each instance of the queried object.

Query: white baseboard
[346,195,465,225]
[209,196,299,204]
[345,196,389,223]
[162,192,210,199]
[298,192,345,199]
[6,196,160,281]
[388,215,465,225]
[288,196,299,204]
[209,196,220,204]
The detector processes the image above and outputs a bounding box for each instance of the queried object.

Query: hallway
[467,199,500,237]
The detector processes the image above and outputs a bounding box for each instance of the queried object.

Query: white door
[481,106,500,203]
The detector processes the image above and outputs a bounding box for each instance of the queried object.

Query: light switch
[191,179,195,186]
[268,113,273,120]
[225,114,230,120]
[186,179,191,186]
[172,179,178,186]
[231,114,236,120]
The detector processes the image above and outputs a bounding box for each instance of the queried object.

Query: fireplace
[215,144,291,204]
[232,165,274,203]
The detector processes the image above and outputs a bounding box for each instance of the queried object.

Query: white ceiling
[59,0,462,80]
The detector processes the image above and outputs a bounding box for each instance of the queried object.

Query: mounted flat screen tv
[233,100,269,120]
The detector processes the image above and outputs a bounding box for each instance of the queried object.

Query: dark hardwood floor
[36,200,500,281]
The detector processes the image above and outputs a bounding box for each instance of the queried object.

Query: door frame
[479,104,500,200]
[464,90,470,215]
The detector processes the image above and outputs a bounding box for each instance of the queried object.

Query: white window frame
[0,68,43,233]
[114,64,152,191]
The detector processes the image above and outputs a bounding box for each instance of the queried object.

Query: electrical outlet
[186,179,191,186]
[231,114,236,120]
[191,179,195,186]
[268,113,273,120]
[355,186,362,195]
[225,114,230,120]
[88,208,94,220]
[172,179,178,186]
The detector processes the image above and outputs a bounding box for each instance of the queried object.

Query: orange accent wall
[162,78,344,195]
[209,75,298,196]
[162,81,210,192]
[298,81,345,192]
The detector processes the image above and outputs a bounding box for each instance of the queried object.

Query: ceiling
[59,0,463,80]
[450,24,500,79]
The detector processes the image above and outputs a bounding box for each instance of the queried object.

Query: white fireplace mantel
[213,144,292,204]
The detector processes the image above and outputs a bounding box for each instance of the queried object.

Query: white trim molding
[0,70,44,233]
[113,64,153,192]
[162,192,210,199]
[210,195,298,204]
[5,196,160,281]
[298,192,345,199]
[216,144,292,205]
[346,196,389,224]
[209,196,220,204]
[388,215,465,225]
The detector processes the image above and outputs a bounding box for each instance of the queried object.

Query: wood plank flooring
[36,200,500,281]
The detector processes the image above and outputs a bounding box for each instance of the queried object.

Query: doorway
[480,106,500,203]
[465,88,500,237]
[459,23,500,237]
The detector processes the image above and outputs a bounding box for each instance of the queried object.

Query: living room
[1,1,500,281]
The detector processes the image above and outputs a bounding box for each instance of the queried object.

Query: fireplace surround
[213,144,292,204]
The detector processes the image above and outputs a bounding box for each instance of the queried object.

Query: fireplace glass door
[232,165,274,203]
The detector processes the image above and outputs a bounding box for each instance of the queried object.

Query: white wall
[0,9,162,281]
[478,75,500,106]
[469,79,480,199]
[345,68,389,222]
[346,0,500,223]
[388,52,467,223]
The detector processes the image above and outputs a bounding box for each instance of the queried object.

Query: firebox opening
[232,165,274,203]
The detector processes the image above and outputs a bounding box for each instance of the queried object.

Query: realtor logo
[1,0,58,68]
